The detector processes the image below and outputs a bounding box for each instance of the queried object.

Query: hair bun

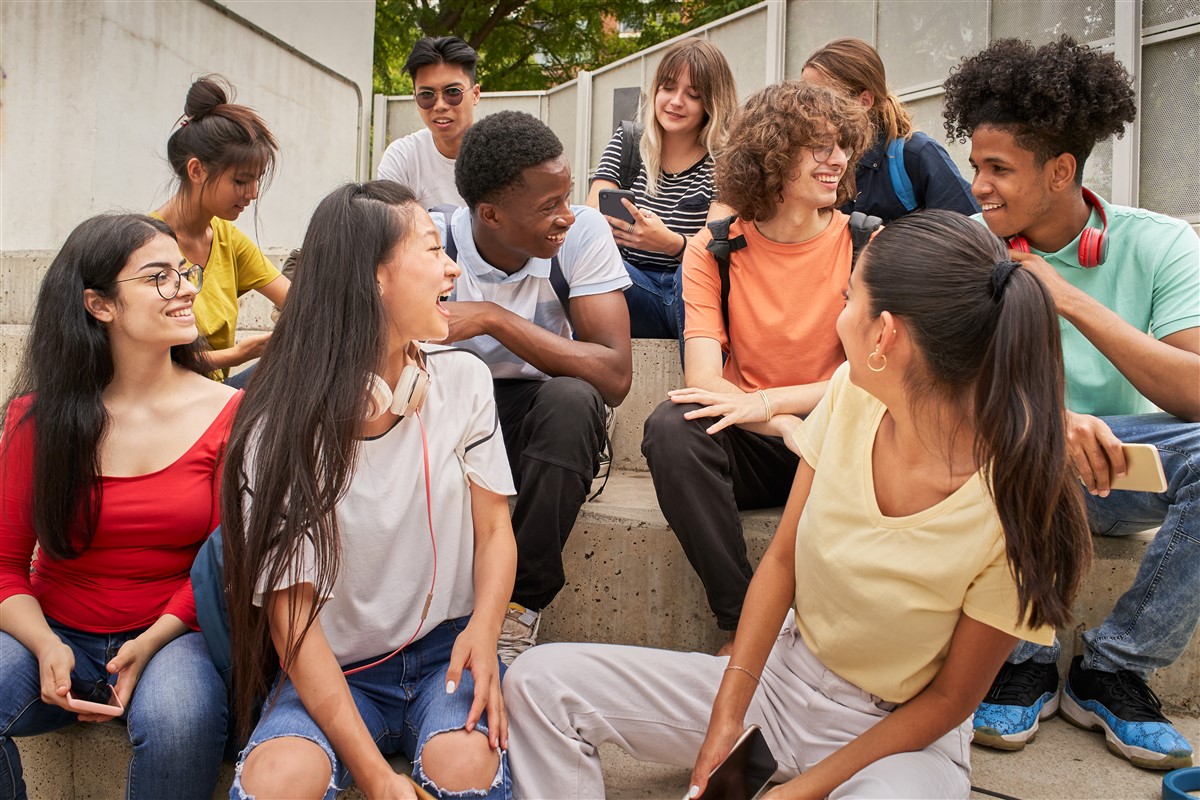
[183,75,234,122]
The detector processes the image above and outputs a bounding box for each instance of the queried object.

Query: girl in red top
[0,214,240,800]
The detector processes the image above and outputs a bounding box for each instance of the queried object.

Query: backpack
[616,120,644,190]
[704,211,883,329]
[886,137,917,213]
[431,205,572,325]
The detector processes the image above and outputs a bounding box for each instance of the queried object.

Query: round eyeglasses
[113,264,204,299]
[807,143,855,164]
[414,85,474,110]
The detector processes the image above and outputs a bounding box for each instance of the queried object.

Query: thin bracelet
[756,388,773,421]
[725,664,761,684]
[672,232,688,260]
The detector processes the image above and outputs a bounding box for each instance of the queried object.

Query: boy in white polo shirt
[437,111,633,663]
[943,36,1199,770]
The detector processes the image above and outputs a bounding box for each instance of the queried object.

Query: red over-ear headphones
[1007,187,1109,268]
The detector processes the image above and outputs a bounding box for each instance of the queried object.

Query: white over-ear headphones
[365,349,430,422]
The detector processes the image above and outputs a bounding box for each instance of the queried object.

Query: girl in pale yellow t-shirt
[155,75,289,382]
[502,211,1093,800]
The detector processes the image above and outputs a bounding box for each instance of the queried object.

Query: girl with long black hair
[0,214,237,799]
[505,210,1092,799]
[223,181,516,800]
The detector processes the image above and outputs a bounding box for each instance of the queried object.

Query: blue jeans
[231,616,510,800]
[0,621,227,800]
[624,261,684,349]
[1009,413,1200,678]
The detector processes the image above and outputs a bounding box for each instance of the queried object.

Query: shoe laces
[1091,669,1168,723]
[984,661,1051,704]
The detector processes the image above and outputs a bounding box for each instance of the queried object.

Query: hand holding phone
[66,677,124,717]
[1106,443,1167,493]
[703,724,777,799]
[599,189,638,226]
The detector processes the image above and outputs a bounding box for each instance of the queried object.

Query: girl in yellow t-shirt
[503,210,1093,799]
[155,75,289,383]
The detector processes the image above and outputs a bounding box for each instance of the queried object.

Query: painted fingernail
[689,786,701,798]
[446,680,456,694]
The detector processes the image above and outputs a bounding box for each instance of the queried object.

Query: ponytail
[974,263,1091,628]
[166,75,278,196]
[860,211,1091,629]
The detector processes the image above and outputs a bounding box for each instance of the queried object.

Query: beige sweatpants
[504,615,972,799]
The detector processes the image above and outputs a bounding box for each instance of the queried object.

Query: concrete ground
[601,714,1198,799]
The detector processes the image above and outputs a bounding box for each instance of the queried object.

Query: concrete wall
[376,0,1199,226]
[1,0,375,253]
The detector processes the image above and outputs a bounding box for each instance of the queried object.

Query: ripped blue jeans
[231,616,509,799]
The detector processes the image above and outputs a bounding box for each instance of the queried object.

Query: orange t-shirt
[683,213,851,392]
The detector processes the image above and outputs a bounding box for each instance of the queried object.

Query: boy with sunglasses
[377,36,481,208]
[942,36,1199,770]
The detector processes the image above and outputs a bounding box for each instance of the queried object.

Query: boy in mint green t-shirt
[943,36,1199,770]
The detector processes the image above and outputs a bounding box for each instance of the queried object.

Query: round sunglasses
[414,84,475,110]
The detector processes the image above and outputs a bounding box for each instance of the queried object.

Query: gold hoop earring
[867,350,887,372]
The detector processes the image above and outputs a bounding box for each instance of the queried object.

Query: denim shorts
[231,616,509,799]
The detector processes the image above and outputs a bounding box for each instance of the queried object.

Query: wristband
[756,389,772,421]
[672,233,688,260]
[1163,768,1200,800]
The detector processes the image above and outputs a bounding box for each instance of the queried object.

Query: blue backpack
[191,526,232,686]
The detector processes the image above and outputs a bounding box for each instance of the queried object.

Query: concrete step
[547,471,1200,713]
[611,339,683,473]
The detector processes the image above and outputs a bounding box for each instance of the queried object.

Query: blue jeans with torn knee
[1008,413,1200,678]
[230,615,510,800]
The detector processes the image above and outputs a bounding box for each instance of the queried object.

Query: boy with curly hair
[943,35,1198,770]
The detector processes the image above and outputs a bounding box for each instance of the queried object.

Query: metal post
[1112,0,1142,206]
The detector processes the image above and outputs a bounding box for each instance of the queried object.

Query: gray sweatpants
[504,614,972,799]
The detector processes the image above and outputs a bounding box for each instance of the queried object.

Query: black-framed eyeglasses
[113,264,204,300]
[807,142,854,164]
[414,85,474,109]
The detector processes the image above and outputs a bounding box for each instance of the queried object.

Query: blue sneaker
[972,660,1060,750]
[1060,655,1193,770]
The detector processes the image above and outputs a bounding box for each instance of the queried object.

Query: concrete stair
[4,251,1197,798]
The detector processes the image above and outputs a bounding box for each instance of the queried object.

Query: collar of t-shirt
[450,206,552,282]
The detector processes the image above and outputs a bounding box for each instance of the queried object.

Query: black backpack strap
[617,120,645,190]
[548,256,572,325]
[704,215,747,330]
[848,211,884,269]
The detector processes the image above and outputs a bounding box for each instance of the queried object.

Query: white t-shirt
[435,205,630,382]
[250,345,515,665]
[376,128,464,208]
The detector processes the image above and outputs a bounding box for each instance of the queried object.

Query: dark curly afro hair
[942,36,1135,180]
[455,110,565,210]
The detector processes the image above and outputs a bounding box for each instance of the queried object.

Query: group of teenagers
[0,27,1196,800]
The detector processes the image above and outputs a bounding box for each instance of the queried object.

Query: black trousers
[641,400,799,630]
[494,377,605,611]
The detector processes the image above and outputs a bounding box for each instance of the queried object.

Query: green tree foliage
[374,0,759,94]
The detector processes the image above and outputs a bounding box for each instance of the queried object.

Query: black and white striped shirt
[591,130,716,273]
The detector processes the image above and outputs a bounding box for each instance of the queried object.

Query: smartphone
[704,724,777,800]
[1106,443,1167,493]
[599,189,638,225]
[66,678,124,716]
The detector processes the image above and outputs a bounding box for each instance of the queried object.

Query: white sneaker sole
[973,693,1059,750]
[1060,689,1192,770]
